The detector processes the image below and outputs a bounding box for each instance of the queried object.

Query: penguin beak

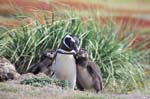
[74,45,80,54]
[69,41,79,54]
[77,46,80,53]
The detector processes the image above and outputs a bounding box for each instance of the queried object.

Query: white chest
[53,53,76,80]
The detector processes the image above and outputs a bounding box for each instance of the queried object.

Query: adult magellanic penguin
[53,34,79,89]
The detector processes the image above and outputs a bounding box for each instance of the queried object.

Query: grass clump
[0,17,72,73]
[82,22,145,93]
[0,15,147,93]
[21,77,53,87]
[21,77,68,88]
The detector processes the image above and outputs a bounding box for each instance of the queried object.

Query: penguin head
[40,49,55,61]
[75,48,89,67]
[60,35,80,53]
[77,48,88,59]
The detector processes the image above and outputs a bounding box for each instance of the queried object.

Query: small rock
[0,56,20,81]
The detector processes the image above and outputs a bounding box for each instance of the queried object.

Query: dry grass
[0,82,71,99]
[0,82,149,99]
[0,0,150,31]
[0,82,124,99]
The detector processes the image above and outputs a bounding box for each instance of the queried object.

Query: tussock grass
[0,15,147,93]
[21,77,68,88]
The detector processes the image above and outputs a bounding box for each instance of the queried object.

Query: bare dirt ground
[0,80,150,99]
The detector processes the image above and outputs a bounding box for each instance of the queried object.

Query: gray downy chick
[76,49,103,93]
[26,49,55,76]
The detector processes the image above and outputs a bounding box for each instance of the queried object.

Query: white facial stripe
[71,38,75,42]
[65,35,71,38]
[63,35,79,51]
[65,35,75,42]
[63,35,71,49]
[63,39,71,49]
[63,35,76,49]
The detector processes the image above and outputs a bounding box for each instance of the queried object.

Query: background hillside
[0,0,150,48]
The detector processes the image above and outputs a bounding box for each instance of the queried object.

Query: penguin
[75,48,103,93]
[26,49,55,75]
[52,34,79,89]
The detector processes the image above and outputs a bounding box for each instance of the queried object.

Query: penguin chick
[53,35,80,90]
[26,49,55,75]
[76,49,103,93]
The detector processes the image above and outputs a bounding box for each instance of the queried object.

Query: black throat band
[56,49,75,55]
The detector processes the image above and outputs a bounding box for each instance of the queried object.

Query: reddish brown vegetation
[56,0,107,10]
[0,0,150,29]
[57,0,150,15]
[0,0,50,12]
[0,18,32,27]
[114,16,150,29]
[0,0,150,25]
[98,16,150,29]
[0,0,150,49]
[130,35,150,50]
